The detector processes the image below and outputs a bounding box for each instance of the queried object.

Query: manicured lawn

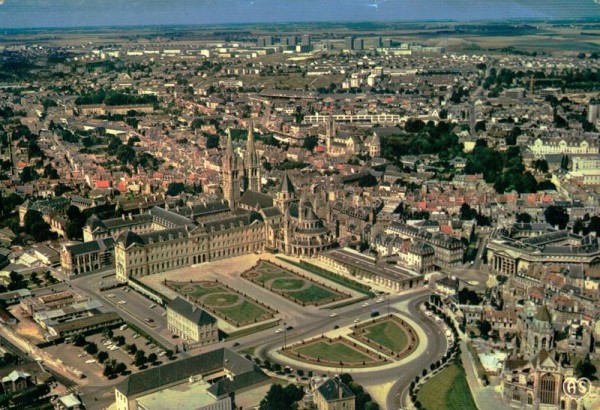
[417,359,477,410]
[294,341,373,363]
[286,284,340,303]
[252,262,292,284]
[168,281,226,298]
[363,321,408,352]
[204,293,240,307]
[215,300,270,325]
[278,257,376,297]
[271,278,305,290]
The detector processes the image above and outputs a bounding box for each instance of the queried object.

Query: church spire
[222,128,240,208]
[244,121,260,192]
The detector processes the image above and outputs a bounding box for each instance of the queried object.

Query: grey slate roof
[65,238,115,256]
[167,297,216,326]
[317,378,355,402]
[239,190,273,210]
[115,348,267,398]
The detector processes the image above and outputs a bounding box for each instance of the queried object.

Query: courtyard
[242,260,350,306]
[166,280,277,327]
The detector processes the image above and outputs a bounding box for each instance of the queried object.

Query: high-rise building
[344,36,354,51]
[283,36,297,47]
[301,34,311,47]
[588,100,599,125]
[353,38,364,51]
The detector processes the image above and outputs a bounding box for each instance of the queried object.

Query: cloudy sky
[0,1,599,28]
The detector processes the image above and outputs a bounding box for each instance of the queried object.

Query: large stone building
[114,349,269,410]
[60,238,115,276]
[385,222,465,268]
[113,127,336,282]
[502,350,582,410]
[314,377,356,410]
[487,230,600,276]
[166,297,218,346]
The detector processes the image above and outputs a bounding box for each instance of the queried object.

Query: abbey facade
[112,127,336,282]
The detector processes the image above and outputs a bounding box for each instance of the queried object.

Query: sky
[0,1,599,29]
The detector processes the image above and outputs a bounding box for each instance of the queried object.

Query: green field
[278,257,376,297]
[245,261,347,305]
[251,263,291,284]
[204,293,240,307]
[168,281,227,299]
[363,321,409,352]
[215,300,270,325]
[294,341,374,363]
[287,284,339,303]
[417,359,477,410]
[271,278,305,290]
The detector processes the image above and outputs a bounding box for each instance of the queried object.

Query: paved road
[68,265,446,410]
[248,289,447,410]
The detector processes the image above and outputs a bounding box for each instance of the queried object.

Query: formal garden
[242,260,350,306]
[350,315,419,359]
[165,279,277,327]
[282,335,388,368]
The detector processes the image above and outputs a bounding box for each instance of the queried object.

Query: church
[113,126,336,282]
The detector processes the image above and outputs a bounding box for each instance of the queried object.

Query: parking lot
[99,286,175,350]
[44,325,168,387]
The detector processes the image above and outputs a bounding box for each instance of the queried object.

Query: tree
[148,353,157,364]
[259,383,304,410]
[134,350,147,367]
[165,349,174,359]
[23,210,53,242]
[20,166,38,183]
[115,362,127,374]
[97,351,109,364]
[73,334,86,347]
[458,288,481,305]
[85,342,98,355]
[166,182,185,197]
[576,354,597,380]
[103,328,114,339]
[127,344,137,355]
[516,212,532,223]
[302,135,318,151]
[477,320,492,340]
[545,206,569,229]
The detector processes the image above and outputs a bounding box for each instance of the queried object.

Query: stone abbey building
[112,127,336,282]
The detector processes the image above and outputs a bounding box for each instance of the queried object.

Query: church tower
[244,121,260,192]
[222,129,240,208]
[524,305,554,359]
[326,113,336,154]
[275,172,296,214]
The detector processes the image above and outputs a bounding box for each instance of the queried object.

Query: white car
[149,304,157,309]
[85,359,96,364]
[77,353,87,358]
[275,328,284,334]
[354,318,360,323]
[109,346,119,351]
[377,298,384,303]
[132,334,140,339]
[118,300,126,305]
[329,312,338,317]
[107,294,115,298]
[362,302,369,307]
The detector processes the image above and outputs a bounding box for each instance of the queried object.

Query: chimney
[122,214,125,221]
